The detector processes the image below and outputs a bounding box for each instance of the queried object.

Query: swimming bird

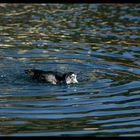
[25,69,78,85]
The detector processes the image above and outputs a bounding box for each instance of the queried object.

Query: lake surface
[0,4,140,136]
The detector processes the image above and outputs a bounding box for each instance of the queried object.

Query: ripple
[0,3,140,136]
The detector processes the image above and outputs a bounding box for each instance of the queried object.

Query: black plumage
[25,69,78,85]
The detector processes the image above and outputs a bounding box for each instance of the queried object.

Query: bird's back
[25,69,65,84]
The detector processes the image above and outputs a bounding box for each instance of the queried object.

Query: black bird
[25,69,78,85]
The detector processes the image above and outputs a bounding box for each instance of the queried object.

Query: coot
[25,69,78,85]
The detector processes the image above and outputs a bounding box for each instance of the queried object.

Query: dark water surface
[0,4,140,136]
